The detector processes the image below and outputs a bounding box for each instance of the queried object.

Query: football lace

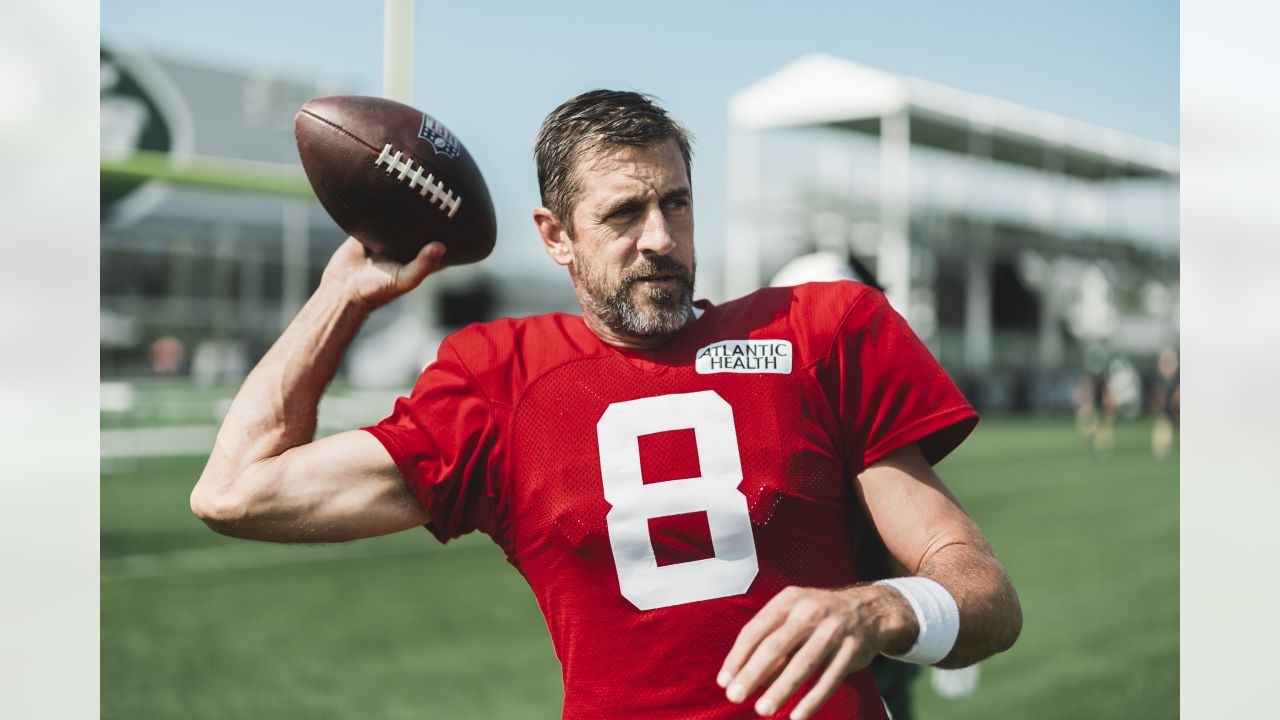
[373,143,463,218]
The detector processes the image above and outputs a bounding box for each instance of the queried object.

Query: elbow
[191,468,266,537]
[190,483,248,535]
[994,584,1024,654]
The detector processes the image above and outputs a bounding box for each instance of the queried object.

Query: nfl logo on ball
[419,114,462,159]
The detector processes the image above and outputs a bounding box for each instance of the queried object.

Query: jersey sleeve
[822,288,978,470]
[362,337,503,545]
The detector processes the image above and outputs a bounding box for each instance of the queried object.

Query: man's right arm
[190,237,444,543]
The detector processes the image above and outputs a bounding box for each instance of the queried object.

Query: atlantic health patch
[695,339,792,374]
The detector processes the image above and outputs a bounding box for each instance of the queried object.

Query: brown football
[294,96,496,265]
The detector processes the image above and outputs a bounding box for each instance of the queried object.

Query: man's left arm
[717,442,1021,719]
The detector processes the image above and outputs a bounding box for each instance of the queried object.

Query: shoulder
[437,313,605,406]
[785,280,883,326]
[713,281,883,352]
[719,280,878,320]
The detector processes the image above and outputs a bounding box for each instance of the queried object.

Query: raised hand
[320,237,447,312]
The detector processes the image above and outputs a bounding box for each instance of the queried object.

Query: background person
[1150,346,1180,459]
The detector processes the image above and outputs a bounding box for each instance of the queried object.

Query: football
[294,95,497,265]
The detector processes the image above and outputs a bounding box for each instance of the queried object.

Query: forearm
[855,443,1022,668]
[199,282,368,488]
[190,238,444,538]
[907,533,1021,667]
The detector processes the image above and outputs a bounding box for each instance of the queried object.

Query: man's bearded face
[561,140,698,341]
[573,247,696,338]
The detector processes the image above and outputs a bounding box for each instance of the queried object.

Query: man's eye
[662,198,689,210]
[609,207,640,220]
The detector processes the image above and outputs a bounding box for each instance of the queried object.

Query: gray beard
[578,260,696,339]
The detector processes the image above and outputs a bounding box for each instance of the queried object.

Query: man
[1150,346,1179,460]
[191,90,1021,719]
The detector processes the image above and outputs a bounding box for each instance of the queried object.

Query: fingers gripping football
[321,237,447,312]
[717,586,913,719]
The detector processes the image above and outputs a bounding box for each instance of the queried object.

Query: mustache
[621,256,693,287]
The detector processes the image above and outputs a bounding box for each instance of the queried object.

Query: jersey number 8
[596,390,759,611]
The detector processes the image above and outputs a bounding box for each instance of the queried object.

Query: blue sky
[101,0,1178,283]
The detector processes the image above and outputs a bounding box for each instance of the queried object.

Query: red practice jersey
[366,281,977,719]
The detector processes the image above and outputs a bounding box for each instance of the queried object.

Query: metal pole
[817,134,852,256]
[725,123,760,301]
[240,235,264,350]
[964,247,994,370]
[963,124,994,371]
[281,200,309,329]
[878,109,911,316]
[1038,147,1066,368]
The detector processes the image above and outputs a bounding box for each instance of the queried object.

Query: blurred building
[728,55,1178,411]
[102,45,346,381]
[102,48,1178,407]
[100,45,569,386]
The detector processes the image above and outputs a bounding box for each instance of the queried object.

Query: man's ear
[533,206,573,267]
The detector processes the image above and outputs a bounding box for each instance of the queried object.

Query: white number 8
[597,390,759,610]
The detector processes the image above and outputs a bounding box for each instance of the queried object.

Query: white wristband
[873,577,960,665]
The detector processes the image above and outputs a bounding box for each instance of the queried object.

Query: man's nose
[635,206,676,255]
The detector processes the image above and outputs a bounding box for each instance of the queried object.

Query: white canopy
[729,53,1177,179]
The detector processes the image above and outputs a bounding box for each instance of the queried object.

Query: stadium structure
[727,54,1178,411]
[101,47,1177,411]
[102,44,348,382]
[100,45,543,387]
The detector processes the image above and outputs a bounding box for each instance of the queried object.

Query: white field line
[101,537,480,582]
[101,419,387,462]
[101,424,219,459]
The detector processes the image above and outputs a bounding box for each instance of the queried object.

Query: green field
[102,417,1177,719]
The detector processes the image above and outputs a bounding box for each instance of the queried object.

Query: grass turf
[102,417,1177,719]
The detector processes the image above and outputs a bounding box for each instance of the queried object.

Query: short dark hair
[534,90,693,232]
